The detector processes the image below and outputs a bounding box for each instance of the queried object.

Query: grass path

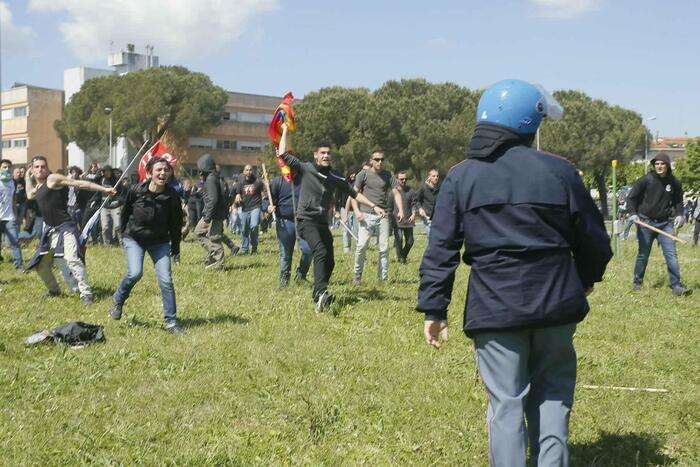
[0,230,698,465]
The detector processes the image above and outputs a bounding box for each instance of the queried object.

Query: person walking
[418,80,612,466]
[194,154,233,269]
[692,198,700,246]
[98,165,123,245]
[0,159,23,269]
[415,169,440,239]
[233,165,264,254]
[626,153,692,296]
[392,170,417,264]
[108,157,184,334]
[350,151,404,285]
[277,125,386,311]
[268,175,312,288]
[25,156,115,304]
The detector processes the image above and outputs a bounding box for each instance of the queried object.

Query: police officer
[418,79,612,466]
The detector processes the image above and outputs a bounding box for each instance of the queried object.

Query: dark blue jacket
[269,176,301,220]
[417,124,612,336]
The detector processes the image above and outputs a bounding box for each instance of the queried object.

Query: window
[232,111,268,124]
[13,139,27,148]
[1,140,10,149]
[188,137,215,148]
[237,140,266,152]
[14,106,27,117]
[222,112,231,121]
[1,109,13,120]
[216,140,233,150]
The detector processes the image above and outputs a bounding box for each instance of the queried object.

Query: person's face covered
[0,162,11,181]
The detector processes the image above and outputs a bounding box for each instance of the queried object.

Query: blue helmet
[476,79,563,135]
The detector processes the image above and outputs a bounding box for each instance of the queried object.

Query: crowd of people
[0,78,697,466]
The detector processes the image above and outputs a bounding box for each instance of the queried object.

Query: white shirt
[0,179,15,221]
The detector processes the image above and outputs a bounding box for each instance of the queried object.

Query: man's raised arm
[47,173,116,196]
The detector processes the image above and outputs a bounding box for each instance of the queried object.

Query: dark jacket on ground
[120,181,183,255]
[418,124,612,337]
[197,154,228,222]
[626,155,683,222]
[269,176,301,220]
[280,152,358,224]
[415,181,440,220]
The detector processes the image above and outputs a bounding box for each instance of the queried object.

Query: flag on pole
[137,140,178,182]
[268,92,296,183]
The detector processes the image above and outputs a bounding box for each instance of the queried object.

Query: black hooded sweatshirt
[626,154,683,221]
[197,154,229,221]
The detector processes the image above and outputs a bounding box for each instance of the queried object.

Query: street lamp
[105,107,113,166]
[644,116,656,160]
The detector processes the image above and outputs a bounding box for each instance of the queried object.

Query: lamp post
[105,107,113,166]
[644,116,656,160]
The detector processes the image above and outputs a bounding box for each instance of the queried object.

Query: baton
[261,163,277,222]
[634,219,686,243]
[338,218,358,241]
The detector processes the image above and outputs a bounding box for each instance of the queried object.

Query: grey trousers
[195,218,225,266]
[474,323,577,467]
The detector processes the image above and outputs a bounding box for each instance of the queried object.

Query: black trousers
[393,226,414,261]
[298,219,335,301]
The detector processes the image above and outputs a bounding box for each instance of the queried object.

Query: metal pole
[611,159,618,256]
[536,127,540,151]
[109,114,113,166]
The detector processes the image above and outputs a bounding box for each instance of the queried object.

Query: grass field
[0,227,698,465]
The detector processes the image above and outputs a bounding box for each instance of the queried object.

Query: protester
[13,167,27,230]
[109,157,184,334]
[350,151,404,285]
[233,164,264,254]
[339,168,359,253]
[392,170,417,263]
[278,125,386,311]
[415,169,440,238]
[98,165,123,245]
[194,154,235,269]
[268,174,312,288]
[693,198,700,247]
[25,155,116,304]
[418,79,612,466]
[0,159,23,269]
[626,153,692,296]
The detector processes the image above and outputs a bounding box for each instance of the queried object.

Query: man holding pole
[626,153,692,296]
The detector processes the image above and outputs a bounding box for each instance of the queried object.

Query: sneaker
[352,277,361,286]
[42,290,61,299]
[81,295,94,305]
[108,303,123,320]
[295,273,309,284]
[315,290,333,313]
[279,278,289,289]
[165,323,185,335]
[671,285,693,297]
[229,245,240,256]
[632,283,642,292]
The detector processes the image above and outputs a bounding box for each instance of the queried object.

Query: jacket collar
[467,123,534,160]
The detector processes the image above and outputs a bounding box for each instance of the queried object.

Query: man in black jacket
[277,124,386,312]
[194,153,232,270]
[418,79,612,466]
[626,153,691,296]
[415,169,440,239]
[109,157,184,333]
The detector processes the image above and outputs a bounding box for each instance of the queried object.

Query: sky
[1,0,698,137]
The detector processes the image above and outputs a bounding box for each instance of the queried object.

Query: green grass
[0,229,698,465]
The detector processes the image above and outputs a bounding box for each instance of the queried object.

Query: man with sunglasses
[25,156,116,304]
[393,170,417,263]
[277,125,385,312]
[350,151,404,285]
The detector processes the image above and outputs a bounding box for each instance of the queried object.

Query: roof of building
[650,137,693,151]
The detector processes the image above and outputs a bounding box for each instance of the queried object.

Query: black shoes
[632,283,642,292]
[315,290,333,313]
[672,285,693,297]
[81,295,94,305]
[165,323,185,335]
[108,303,123,320]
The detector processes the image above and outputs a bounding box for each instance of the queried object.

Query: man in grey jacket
[194,154,232,270]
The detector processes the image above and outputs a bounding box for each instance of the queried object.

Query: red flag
[137,141,178,182]
[268,92,296,182]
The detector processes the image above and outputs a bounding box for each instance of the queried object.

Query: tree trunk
[595,172,609,218]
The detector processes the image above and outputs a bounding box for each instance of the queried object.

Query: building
[648,137,693,163]
[0,84,66,169]
[180,91,280,177]
[64,44,159,170]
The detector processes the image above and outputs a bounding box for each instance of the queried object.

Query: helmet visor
[534,84,564,121]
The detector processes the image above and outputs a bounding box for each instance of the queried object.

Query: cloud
[0,1,36,56]
[27,0,279,62]
[529,0,602,19]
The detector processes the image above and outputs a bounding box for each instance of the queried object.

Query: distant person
[99,165,123,245]
[233,165,264,254]
[626,153,692,296]
[693,198,700,246]
[25,156,115,304]
[109,157,184,334]
[13,167,27,230]
[392,170,417,264]
[339,168,359,253]
[0,159,23,269]
[415,169,440,239]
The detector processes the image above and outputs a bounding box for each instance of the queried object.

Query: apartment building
[0,84,66,169]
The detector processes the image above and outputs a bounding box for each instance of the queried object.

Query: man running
[415,169,440,239]
[0,159,23,269]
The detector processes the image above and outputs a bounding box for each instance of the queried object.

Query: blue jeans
[239,207,261,253]
[0,220,23,268]
[19,215,43,240]
[341,209,357,251]
[276,217,311,281]
[113,237,177,324]
[633,217,682,288]
[475,323,577,467]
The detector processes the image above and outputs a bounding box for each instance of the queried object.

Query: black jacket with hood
[626,153,683,222]
[197,154,229,221]
[417,124,612,337]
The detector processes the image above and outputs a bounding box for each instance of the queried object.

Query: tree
[673,138,700,194]
[55,66,228,157]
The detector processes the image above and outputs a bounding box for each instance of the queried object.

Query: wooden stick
[580,384,669,393]
[634,219,686,243]
[260,163,276,222]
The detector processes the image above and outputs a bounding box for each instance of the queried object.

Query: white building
[64,44,159,170]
